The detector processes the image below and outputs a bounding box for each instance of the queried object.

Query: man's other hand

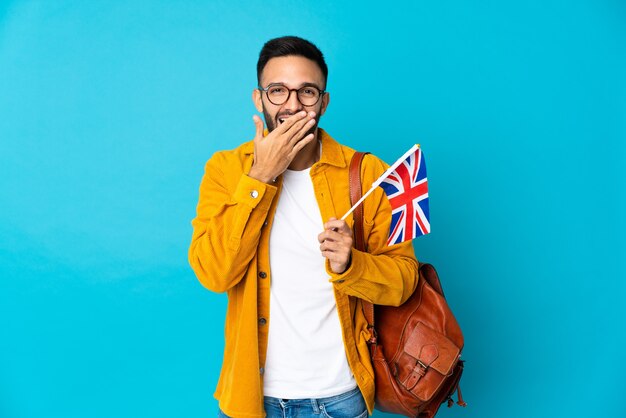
[318,217,353,274]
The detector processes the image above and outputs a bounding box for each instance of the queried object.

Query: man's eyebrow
[264,82,324,90]
[300,82,324,90]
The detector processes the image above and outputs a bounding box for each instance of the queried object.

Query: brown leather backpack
[350,152,466,417]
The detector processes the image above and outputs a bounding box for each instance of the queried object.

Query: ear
[319,92,330,116]
[252,89,264,113]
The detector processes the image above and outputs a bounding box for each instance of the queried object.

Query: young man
[189,36,419,418]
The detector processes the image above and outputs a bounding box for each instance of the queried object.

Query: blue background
[1,1,624,417]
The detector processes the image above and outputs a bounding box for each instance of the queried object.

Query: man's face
[253,55,329,134]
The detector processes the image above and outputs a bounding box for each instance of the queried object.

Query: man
[189,36,419,418]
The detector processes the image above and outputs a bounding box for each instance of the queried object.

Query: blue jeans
[218,387,368,418]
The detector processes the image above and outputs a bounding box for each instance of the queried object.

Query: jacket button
[260,367,265,375]
[259,317,267,326]
[259,271,267,279]
[250,190,259,198]
[263,221,268,227]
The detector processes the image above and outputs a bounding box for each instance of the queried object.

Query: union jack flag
[378,145,430,245]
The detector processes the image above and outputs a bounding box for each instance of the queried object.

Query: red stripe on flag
[394,163,414,239]
[388,182,427,209]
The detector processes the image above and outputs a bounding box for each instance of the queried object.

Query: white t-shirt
[264,167,357,399]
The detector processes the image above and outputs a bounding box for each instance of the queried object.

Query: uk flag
[379,145,430,245]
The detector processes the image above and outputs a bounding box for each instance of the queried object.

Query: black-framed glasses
[258,84,326,106]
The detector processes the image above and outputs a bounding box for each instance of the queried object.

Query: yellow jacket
[189,129,418,417]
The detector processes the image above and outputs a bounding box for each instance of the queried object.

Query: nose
[283,89,304,113]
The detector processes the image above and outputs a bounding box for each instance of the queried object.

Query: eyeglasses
[258,84,326,106]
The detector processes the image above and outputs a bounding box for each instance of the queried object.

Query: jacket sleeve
[188,152,277,293]
[326,154,419,306]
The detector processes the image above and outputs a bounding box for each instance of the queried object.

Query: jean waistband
[264,386,360,406]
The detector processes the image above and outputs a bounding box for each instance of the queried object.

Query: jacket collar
[316,128,346,168]
[242,128,346,168]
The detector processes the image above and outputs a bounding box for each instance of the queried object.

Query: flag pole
[341,184,377,221]
[340,144,420,221]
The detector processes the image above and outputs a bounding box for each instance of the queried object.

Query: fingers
[318,229,353,246]
[289,133,315,157]
[289,118,317,145]
[324,218,353,237]
[318,229,342,244]
[319,218,352,274]
[320,236,352,274]
[318,218,353,244]
[277,111,316,141]
[275,110,309,134]
[252,115,264,140]
[319,237,349,252]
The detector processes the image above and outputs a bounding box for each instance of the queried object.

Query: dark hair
[257,36,328,87]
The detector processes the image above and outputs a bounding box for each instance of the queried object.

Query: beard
[263,107,320,138]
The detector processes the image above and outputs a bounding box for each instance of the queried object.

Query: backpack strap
[349,151,368,252]
[348,152,375,336]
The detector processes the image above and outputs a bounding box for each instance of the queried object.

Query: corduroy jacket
[189,129,419,417]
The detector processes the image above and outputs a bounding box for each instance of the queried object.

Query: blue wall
[1,1,624,417]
